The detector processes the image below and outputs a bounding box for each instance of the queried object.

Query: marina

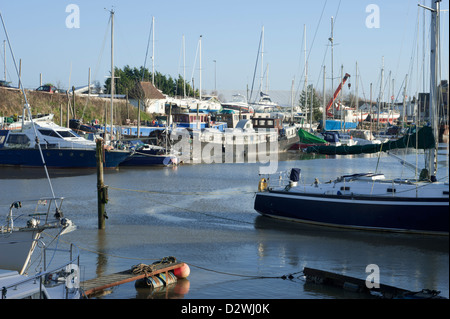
[0,0,449,307]
[1,148,448,299]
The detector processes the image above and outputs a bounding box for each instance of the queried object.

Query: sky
[1,0,449,104]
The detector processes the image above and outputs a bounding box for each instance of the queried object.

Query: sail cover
[306,126,435,155]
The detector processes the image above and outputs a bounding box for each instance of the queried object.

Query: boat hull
[0,230,41,273]
[254,191,449,235]
[0,148,130,168]
[120,153,177,166]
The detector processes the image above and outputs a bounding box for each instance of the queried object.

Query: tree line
[104,65,198,100]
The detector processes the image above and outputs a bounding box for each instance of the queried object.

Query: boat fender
[258,178,268,192]
[313,178,319,187]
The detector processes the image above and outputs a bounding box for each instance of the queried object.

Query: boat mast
[110,9,114,144]
[199,35,202,100]
[377,56,384,132]
[428,0,440,179]
[402,74,408,126]
[152,16,155,85]
[0,11,56,198]
[322,66,326,131]
[260,26,264,95]
[304,25,308,125]
[419,0,440,180]
[183,34,186,98]
[329,17,334,118]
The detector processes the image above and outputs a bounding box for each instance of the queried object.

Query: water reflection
[253,215,448,297]
[0,167,97,179]
[134,278,190,299]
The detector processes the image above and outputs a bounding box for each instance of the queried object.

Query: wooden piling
[96,139,106,229]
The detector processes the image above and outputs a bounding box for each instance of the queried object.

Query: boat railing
[37,141,95,150]
[1,243,81,299]
[2,197,65,231]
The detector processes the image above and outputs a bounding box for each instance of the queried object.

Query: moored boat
[0,119,131,168]
[254,169,449,235]
[254,2,449,235]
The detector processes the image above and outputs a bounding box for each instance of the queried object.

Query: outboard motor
[289,168,301,187]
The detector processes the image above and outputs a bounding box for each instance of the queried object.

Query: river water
[0,146,448,301]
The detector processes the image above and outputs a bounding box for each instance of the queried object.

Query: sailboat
[0,11,77,276]
[254,1,449,235]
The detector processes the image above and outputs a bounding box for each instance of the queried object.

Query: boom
[326,73,350,116]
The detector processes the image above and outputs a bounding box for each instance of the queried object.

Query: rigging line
[249,28,263,103]
[294,0,328,103]
[92,15,111,87]
[0,11,56,199]
[142,16,153,82]
[189,38,200,87]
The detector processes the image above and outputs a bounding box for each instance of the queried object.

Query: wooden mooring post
[96,139,108,229]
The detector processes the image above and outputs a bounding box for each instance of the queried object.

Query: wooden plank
[82,262,184,297]
[303,267,410,297]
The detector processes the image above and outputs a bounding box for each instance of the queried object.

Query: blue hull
[0,148,130,168]
[120,153,175,166]
[254,191,449,235]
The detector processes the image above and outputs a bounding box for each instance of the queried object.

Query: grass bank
[0,87,153,125]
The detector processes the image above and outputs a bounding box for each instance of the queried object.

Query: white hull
[0,230,41,274]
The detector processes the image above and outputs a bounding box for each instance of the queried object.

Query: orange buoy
[173,264,190,279]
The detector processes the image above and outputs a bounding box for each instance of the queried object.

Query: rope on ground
[185,262,303,280]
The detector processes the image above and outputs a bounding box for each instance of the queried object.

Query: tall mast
[3,40,5,81]
[260,26,264,95]
[402,74,408,126]
[110,9,114,144]
[152,16,155,85]
[322,66,326,131]
[183,34,186,98]
[418,0,440,179]
[329,17,334,118]
[304,25,308,121]
[199,35,202,100]
[355,61,359,122]
[428,0,440,179]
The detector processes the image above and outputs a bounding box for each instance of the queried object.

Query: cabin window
[39,129,60,138]
[340,186,350,191]
[57,130,77,138]
[259,120,265,126]
[267,120,274,126]
[6,134,30,145]
[387,188,396,193]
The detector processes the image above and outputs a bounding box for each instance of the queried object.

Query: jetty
[81,259,187,298]
[303,267,445,299]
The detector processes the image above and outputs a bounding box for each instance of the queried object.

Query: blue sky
[1,0,449,103]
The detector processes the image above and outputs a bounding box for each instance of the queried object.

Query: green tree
[104,65,197,99]
[299,84,323,121]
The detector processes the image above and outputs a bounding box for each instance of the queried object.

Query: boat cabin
[172,113,228,132]
[251,117,283,131]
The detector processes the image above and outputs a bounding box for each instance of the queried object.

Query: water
[0,147,448,300]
